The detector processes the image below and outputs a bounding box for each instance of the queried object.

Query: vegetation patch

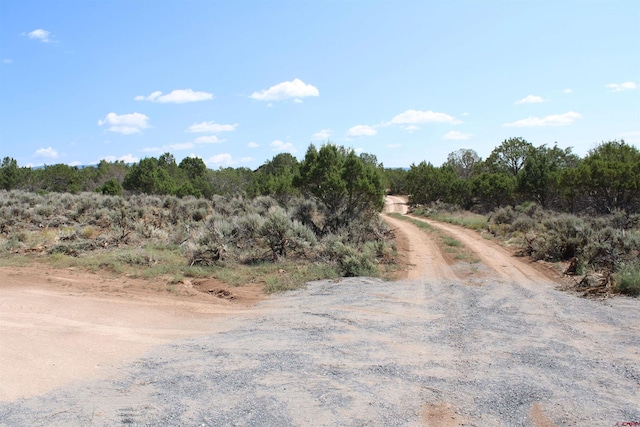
[0,144,398,293]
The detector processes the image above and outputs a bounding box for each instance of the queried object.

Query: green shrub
[490,206,516,225]
[260,207,293,259]
[97,178,123,196]
[613,261,640,296]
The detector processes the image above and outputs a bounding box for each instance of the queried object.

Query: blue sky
[1,1,638,169]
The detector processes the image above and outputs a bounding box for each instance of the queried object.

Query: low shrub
[613,261,640,296]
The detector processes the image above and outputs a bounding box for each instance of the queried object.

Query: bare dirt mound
[0,266,265,401]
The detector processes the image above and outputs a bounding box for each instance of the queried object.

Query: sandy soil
[0,266,265,401]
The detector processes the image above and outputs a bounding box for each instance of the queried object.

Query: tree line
[396,138,640,215]
[1,144,385,230]
[2,138,639,215]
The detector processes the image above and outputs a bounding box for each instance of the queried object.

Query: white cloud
[354,147,364,154]
[135,89,213,103]
[312,129,333,140]
[444,131,473,140]
[69,161,82,167]
[293,98,303,104]
[606,82,638,92]
[389,109,462,125]
[248,142,260,148]
[186,121,237,133]
[206,154,234,166]
[562,88,573,94]
[195,135,223,144]
[503,111,582,127]
[403,125,420,132]
[98,112,150,134]
[387,144,402,148]
[347,125,377,137]
[26,29,54,43]
[142,143,195,153]
[250,78,319,101]
[270,140,297,152]
[515,95,544,104]
[34,147,58,159]
[461,112,470,116]
[101,154,139,163]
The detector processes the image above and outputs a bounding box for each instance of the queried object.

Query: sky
[0,0,638,169]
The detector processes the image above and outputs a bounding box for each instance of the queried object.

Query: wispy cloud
[443,131,473,140]
[270,140,297,152]
[206,153,234,166]
[34,147,58,159]
[3,59,12,64]
[312,129,333,141]
[186,121,237,133]
[503,111,582,127]
[388,109,462,125]
[25,29,56,43]
[98,112,150,134]
[347,125,377,137]
[250,79,319,102]
[135,89,213,103]
[606,82,638,92]
[248,142,260,148]
[515,95,545,104]
[562,88,573,94]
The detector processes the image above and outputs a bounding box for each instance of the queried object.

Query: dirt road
[1,198,639,426]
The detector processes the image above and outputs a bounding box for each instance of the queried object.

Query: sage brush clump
[487,203,640,294]
[0,190,393,283]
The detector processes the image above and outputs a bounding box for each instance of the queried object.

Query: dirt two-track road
[1,197,639,426]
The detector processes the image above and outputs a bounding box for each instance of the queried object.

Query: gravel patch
[1,276,639,426]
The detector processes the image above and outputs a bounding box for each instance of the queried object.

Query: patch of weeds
[183,265,217,278]
[389,213,435,232]
[442,236,462,247]
[0,253,33,267]
[263,262,340,293]
[170,273,185,284]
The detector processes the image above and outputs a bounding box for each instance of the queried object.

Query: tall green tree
[580,140,640,213]
[471,172,517,211]
[0,157,22,190]
[178,156,210,197]
[122,157,177,195]
[517,144,578,208]
[40,164,81,193]
[406,162,458,206]
[383,167,408,195]
[252,153,300,203]
[297,144,384,231]
[485,137,534,176]
[445,148,481,179]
